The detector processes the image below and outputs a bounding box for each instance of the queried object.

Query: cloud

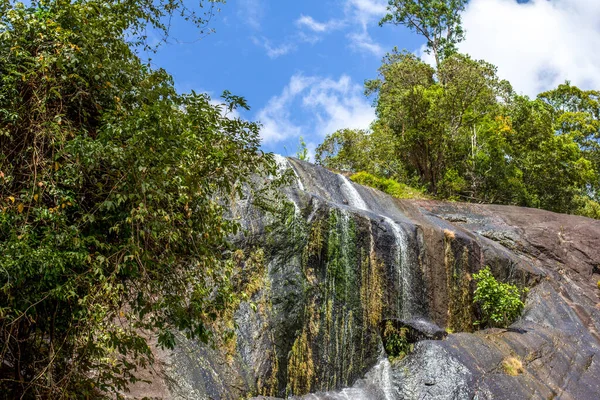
[458,0,600,96]
[347,31,385,57]
[256,74,376,145]
[238,0,265,30]
[288,0,388,57]
[251,36,296,59]
[343,0,388,56]
[345,0,388,28]
[296,15,345,33]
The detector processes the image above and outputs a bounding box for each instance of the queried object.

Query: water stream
[297,356,396,400]
[338,173,417,320]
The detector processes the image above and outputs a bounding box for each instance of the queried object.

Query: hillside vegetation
[316,0,600,218]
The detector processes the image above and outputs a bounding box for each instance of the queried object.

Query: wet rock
[380,318,447,343]
[130,158,600,400]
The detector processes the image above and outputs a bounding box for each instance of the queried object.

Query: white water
[273,155,305,215]
[299,357,395,400]
[383,216,415,320]
[339,175,368,211]
[273,154,305,191]
[338,173,417,319]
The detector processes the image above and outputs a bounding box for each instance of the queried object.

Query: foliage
[382,321,411,359]
[350,171,425,199]
[365,50,508,195]
[0,0,274,397]
[472,267,527,329]
[317,33,599,218]
[380,0,467,70]
[296,136,310,161]
[315,129,372,172]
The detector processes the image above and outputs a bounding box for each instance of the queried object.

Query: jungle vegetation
[0,0,277,397]
[316,0,600,218]
[1,0,599,397]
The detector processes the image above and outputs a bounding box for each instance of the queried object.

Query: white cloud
[458,0,600,96]
[238,0,265,30]
[347,31,385,57]
[256,74,376,145]
[343,0,388,56]
[289,0,388,57]
[296,15,344,33]
[345,0,388,28]
[251,36,296,59]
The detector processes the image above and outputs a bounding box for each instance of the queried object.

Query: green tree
[0,0,274,397]
[380,0,468,71]
[315,128,372,172]
[365,50,507,195]
[538,82,600,197]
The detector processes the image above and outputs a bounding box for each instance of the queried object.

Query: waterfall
[337,172,419,318]
[273,155,305,215]
[297,356,396,400]
[383,216,416,320]
[339,175,368,211]
[273,154,305,191]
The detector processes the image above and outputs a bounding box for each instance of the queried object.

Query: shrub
[473,267,527,328]
[350,171,426,200]
[383,321,412,360]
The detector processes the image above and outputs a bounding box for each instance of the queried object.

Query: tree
[0,0,274,397]
[538,82,600,193]
[380,0,468,71]
[315,129,372,172]
[365,50,507,195]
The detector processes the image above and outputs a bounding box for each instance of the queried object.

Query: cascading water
[338,172,419,320]
[383,216,417,320]
[296,356,396,400]
[274,154,306,192]
[274,155,305,215]
[339,175,368,211]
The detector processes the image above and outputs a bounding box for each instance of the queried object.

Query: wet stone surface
[127,158,600,400]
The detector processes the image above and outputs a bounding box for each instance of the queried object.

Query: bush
[350,171,426,200]
[382,321,412,360]
[472,267,527,328]
[0,0,273,397]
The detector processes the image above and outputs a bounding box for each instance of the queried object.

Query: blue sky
[150,0,600,158]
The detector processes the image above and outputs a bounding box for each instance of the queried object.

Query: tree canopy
[0,0,275,397]
[317,1,600,218]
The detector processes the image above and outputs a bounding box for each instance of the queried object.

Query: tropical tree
[365,50,508,195]
[0,0,274,397]
[380,0,468,71]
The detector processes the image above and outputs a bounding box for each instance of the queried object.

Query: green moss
[286,327,314,396]
[350,171,426,199]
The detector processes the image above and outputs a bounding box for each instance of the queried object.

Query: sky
[151,0,600,159]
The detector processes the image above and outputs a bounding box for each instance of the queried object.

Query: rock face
[127,157,600,400]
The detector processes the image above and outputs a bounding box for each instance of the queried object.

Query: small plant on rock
[383,321,412,360]
[473,267,527,328]
[502,356,524,376]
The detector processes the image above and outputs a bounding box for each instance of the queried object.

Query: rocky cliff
[128,157,600,400]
